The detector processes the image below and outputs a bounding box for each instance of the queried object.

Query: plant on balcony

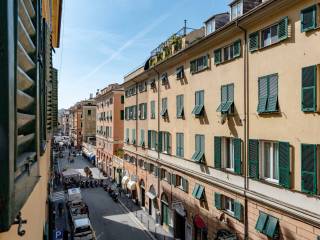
[149,56,157,67]
[163,45,171,58]
[156,52,163,62]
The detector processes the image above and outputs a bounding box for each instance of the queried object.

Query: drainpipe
[236,20,249,240]
[152,68,161,199]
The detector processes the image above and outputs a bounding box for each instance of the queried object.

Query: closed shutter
[278,142,290,188]
[233,40,241,57]
[214,193,222,209]
[144,103,147,119]
[214,137,221,169]
[158,131,163,152]
[249,140,259,179]
[234,201,243,221]
[167,172,172,184]
[301,65,317,112]
[249,31,259,51]
[171,174,176,186]
[301,144,317,194]
[233,138,242,175]
[180,133,184,157]
[257,77,268,113]
[182,178,188,192]
[166,132,171,153]
[214,49,221,64]
[278,17,288,40]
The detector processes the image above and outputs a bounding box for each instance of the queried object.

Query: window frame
[190,55,209,74]
[301,5,317,32]
[176,94,184,118]
[176,133,184,158]
[260,141,280,184]
[230,0,243,20]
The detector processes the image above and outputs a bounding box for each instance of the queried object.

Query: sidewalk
[117,192,174,240]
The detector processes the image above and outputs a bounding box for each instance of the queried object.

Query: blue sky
[54,0,230,109]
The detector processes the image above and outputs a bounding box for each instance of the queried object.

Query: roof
[74,218,91,228]
[203,12,229,24]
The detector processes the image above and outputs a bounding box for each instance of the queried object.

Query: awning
[194,215,206,229]
[121,176,129,185]
[146,191,156,200]
[127,180,136,190]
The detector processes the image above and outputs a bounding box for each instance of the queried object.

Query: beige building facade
[95,84,124,179]
[122,0,320,239]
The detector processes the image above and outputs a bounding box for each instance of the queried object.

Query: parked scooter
[95,180,99,187]
[111,191,119,202]
[85,180,90,188]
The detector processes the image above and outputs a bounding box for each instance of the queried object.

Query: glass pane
[262,28,271,47]
[232,5,237,19]
[224,47,229,61]
[237,2,242,16]
[264,142,271,178]
[271,25,278,44]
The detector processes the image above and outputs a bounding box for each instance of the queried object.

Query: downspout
[151,68,161,199]
[135,81,138,178]
[236,20,249,240]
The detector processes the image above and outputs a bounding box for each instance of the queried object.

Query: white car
[72,218,95,240]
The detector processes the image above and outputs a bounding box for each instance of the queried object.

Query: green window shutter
[301,144,317,194]
[192,184,199,197]
[182,178,188,192]
[196,185,204,199]
[265,216,279,238]
[144,103,147,119]
[148,130,151,148]
[151,101,155,118]
[214,49,221,64]
[234,201,243,221]
[233,40,241,57]
[278,17,289,40]
[190,60,196,73]
[301,5,317,32]
[214,137,222,169]
[167,172,172,184]
[249,31,259,51]
[257,77,268,113]
[214,193,222,210]
[181,133,184,157]
[166,132,171,153]
[255,212,268,232]
[278,141,290,188]
[172,174,176,186]
[233,138,242,175]
[203,55,208,68]
[249,139,259,179]
[158,131,163,152]
[266,74,278,112]
[301,65,317,112]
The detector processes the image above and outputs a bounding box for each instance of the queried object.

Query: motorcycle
[99,180,104,187]
[111,191,119,202]
[85,180,90,188]
[90,181,94,188]
[95,180,99,187]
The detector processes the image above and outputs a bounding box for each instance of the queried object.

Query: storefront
[146,185,158,222]
[112,155,124,186]
[121,175,129,190]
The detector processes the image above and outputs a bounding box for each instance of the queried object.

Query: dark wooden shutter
[249,140,259,179]
[301,65,317,112]
[214,137,221,169]
[234,138,242,175]
[301,144,317,194]
[278,142,290,188]
[278,17,288,40]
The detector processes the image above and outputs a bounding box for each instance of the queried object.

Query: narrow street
[57,150,151,240]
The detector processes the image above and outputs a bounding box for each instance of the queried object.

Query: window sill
[262,177,279,185]
[257,110,279,115]
[190,66,209,75]
[253,37,288,53]
[215,55,241,66]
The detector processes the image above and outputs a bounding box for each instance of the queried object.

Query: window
[138,159,144,168]
[149,163,154,173]
[138,81,147,92]
[148,130,158,150]
[139,103,147,120]
[125,128,129,143]
[192,135,205,162]
[190,55,209,74]
[205,19,215,35]
[120,110,124,120]
[216,84,234,114]
[248,140,290,188]
[159,131,171,154]
[214,49,222,65]
[176,95,184,118]
[160,98,168,117]
[257,74,278,113]
[140,129,145,147]
[121,95,124,104]
[255,212,279,239]
[176,133,184,158]
[301,65,317,112]
[249,32,259,52]
[88,110,91,116]
[150,100,156,119]
[161,73,168,85]
[192,184,205,200]
[131,129,136,144]
[261,24,279,48]
[192,90,204,117]
[230,0,242,20]
[301,5,317,32]
[214,193,243,221]
[216,40,241,64]
[301,144,317,194]
[176,66,184,79]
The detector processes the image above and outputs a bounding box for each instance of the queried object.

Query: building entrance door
[149,198,152,215]
[175,211,186,240]
[141,188,145,207]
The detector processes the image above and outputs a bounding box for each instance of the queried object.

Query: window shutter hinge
[13,212,27,236]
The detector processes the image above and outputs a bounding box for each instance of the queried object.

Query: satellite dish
[220,114,227,124]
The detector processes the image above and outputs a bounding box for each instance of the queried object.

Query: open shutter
[234,201,243,221]
[249,31,259,51]
[249,140,259,179]
[233,138,242,175]
[214,137,221,169]
[267,74,278,112]
[255,212,268,232]
[301,65,317,112]
[214,193,222,210]
[278,142,290,188]
[148,130,151,148]
[233,40,241,57]
[257,77,268,113]
[301,144,317,194]
[278,17,289,40]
